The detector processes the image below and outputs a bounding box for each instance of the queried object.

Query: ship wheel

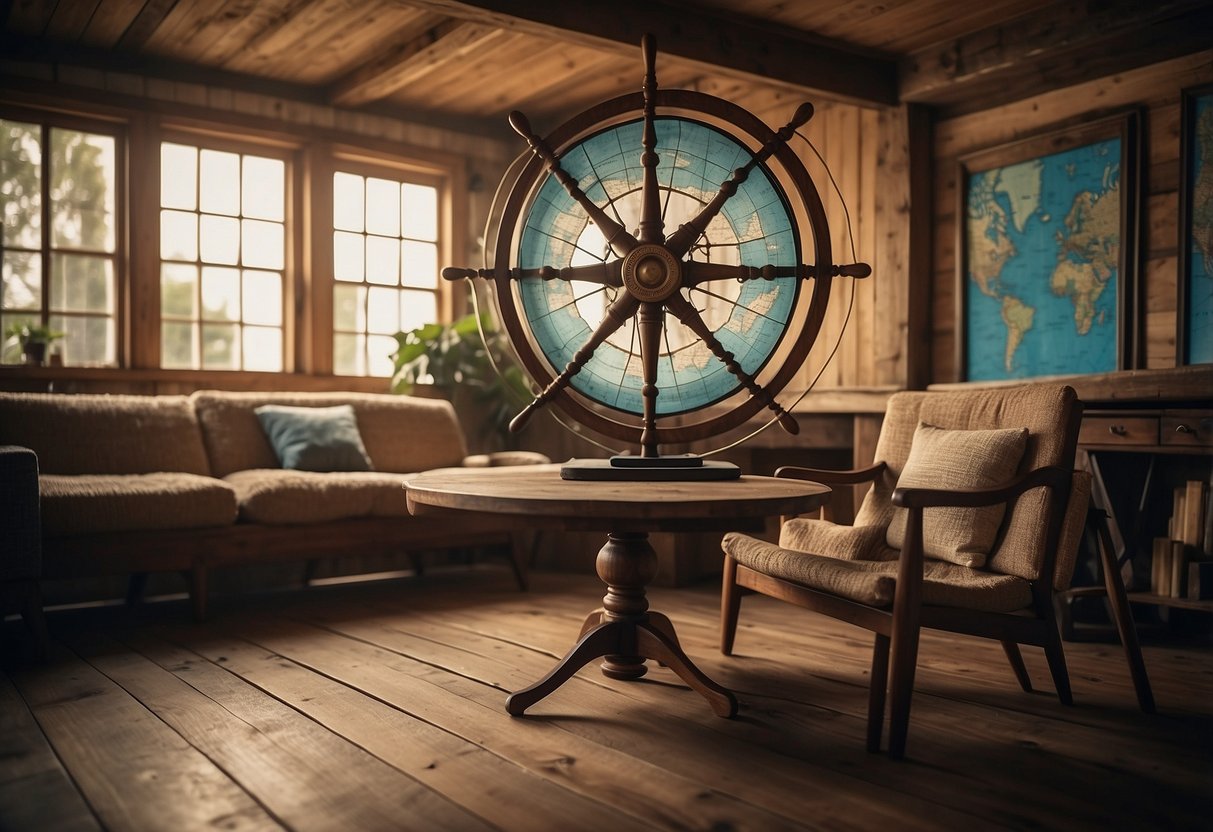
[444,35,869,480]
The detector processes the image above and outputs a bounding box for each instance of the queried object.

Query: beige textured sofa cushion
[0,393,212,476]
[886,422,1028,568]
[192,391,469,477]
[724,532,1032,612]
[39,473,237,536]
[225,469,413,524]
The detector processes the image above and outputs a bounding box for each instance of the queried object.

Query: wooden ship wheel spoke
[444,34,870,480]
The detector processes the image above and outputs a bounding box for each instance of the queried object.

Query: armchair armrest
[462,450,552,468]
[775,462,886,486]
[891,465,1071,510]
[0,445,41,582]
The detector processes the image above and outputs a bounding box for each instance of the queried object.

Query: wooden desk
[406,465,830,718]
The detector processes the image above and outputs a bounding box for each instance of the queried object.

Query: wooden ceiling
[3,0,1210,132]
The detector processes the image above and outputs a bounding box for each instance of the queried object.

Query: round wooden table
[406,464,829,718]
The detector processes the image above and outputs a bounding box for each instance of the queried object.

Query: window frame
[1,104,128,367]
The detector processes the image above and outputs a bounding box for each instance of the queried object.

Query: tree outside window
[1,118,119,366]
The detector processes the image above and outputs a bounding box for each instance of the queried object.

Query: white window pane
[401,183,437,241]
[200,214,240,265]
[365,177,400,237]
[201,266,240,321]
[199,149,239,215]
[52,314,114,366]
[201,322,240,369]
[333,283,366,331]
[333,172,364,232]
[3,120,42,249]
[162,321,197,368]
[242,269,282,326]
[243,326,282,372]
[333,332,365,376]
[51,254,113,313]
[2,251,42,310]
[367,286,400,334]
[400,289,438,332]
[161,262,197,317]
[160,210,197,261]
[242,155,284,221]
[333,231,364,282]
[160,143,197,210]
[241,219,284,269]
[401,240,438,288]
[367,334,395,377]
[51,129,116,252]
[366,235,398,285]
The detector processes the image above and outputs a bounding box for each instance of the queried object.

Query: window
[1,118,120,365]
[332,170,440,377]
[159,141,286,371]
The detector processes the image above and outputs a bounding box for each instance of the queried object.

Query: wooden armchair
[720,385,1153,759]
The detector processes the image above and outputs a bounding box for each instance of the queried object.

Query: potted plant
[3,323,65,366]
[391,312,531,450]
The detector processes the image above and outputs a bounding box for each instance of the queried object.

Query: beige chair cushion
[855,385,1078,582]
[193,391,469,477]
[886,422,1028,568]
[0,393,212,476]
[724,532,1032,612]
[39,473,237,536]
[225,469,413,524]
[779,518,895,561]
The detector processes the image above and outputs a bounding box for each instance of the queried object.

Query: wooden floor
[2,568,1211,831]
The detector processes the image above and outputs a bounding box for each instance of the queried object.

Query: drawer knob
[1175,423,1194,434]
[1109,425,1127,436]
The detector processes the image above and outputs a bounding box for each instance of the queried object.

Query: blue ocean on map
[966,139,1120,381]
[1187,95,1213,365]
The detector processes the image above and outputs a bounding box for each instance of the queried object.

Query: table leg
[506,530,737,718]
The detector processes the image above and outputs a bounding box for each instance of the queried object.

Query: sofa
[0,390,548,621]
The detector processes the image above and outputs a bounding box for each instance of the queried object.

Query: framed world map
[957,111,1141,381]
[1179,84,1213,366]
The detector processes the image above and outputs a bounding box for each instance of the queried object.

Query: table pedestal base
[505,531,738,719]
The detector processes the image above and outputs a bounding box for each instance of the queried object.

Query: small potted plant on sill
[3,323,65,366]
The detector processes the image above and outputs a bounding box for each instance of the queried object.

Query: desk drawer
[1161,411,1213,449]
[1080,415,1158,446]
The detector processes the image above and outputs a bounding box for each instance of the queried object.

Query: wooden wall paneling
[855,106,879,388]
[127,110,161,369]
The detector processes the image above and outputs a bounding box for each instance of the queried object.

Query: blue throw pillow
[254,404,374,472]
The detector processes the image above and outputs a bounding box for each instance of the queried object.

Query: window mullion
[39,123,51,326]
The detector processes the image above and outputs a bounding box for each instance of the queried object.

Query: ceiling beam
[392,0,898,107]
[900,0,1213,113]
[330,18,505,107]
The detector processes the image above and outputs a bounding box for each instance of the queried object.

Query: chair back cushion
[885,422,1028,568]
[855,385,1079,581]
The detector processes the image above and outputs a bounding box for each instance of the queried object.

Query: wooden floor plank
[193,615,824,832]
[147,624,655,832]
[70,631,494,832]
[8,645,280,832]
[0,674,100,832]
[3,571,1210,831]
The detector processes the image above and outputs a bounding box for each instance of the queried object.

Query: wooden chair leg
[1092,508,1155,713]
[1001,640,1033,692]
[301,559,320,587]
[188,564,209,622]
[19,580,48,662]
[867,633,890,753]
[720,555,742,655]
[886,621,921,760]
[407,551,426,577]
[1042,623,1073,705]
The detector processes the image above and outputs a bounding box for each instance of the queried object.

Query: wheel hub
[622,244,681,302]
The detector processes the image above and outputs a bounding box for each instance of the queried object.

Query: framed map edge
[1178,83,1213,367]
[955,109,1142,383]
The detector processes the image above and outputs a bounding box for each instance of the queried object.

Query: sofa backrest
[191,390,469,477]
[0,392,213,475]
